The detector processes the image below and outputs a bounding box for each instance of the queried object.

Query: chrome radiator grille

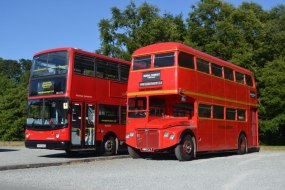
[136,129,159,148]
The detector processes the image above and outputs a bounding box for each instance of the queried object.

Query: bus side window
[173,103,194,118]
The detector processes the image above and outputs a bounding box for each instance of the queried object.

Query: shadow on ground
[39,150,128,159]
[0,149,19,153]
[145,151,239,161]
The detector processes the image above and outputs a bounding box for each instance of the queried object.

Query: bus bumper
[25,140,69,150]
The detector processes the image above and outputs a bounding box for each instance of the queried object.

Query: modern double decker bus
[25,48,130,155]
[126,42,259,161]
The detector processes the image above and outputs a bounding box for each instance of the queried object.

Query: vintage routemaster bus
[25,48,130,155]
[126,42,259,161]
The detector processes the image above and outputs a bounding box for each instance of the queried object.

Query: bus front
[25,49,70,150]
[126,44,197,159]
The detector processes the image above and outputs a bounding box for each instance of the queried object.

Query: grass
[0,141,24,146]
[260,145,285,151]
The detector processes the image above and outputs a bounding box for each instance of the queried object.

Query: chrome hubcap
[183,140,192,155]
[105,140,113,151]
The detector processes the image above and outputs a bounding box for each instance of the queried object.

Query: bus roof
[34,47,131,65]
[133,42,252,75]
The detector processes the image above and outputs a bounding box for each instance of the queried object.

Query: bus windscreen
[32,51,69,78]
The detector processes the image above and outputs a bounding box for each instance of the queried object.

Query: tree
[0,58,31,141]
[186,1,266,73]
[258,57,285,144]
[186,0,234,60]
[0,58,22,83]
[98,1,186,60]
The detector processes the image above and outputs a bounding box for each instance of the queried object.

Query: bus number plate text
[37,144,46,148]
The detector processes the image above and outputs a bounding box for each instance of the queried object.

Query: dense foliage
[0,58,31,140]
[0,0,284,144]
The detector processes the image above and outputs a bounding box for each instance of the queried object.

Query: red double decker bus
[25,48,130,155]
[126,42,259,161]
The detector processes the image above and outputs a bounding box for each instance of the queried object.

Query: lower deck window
[198,104,211,118]
[226,108,236,120]
[237,109,246,121]
[173,103,194,117]
[99,105,119,124]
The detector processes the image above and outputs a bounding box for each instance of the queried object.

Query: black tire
[102,135,116,156]
[237,134,248,155]
[175,134,195,161]
[128,146,143,159]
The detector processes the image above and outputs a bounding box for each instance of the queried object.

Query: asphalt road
[0,146,128,170]
[0,150,284,190]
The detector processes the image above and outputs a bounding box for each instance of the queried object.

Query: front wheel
[237,134,248,155]
[175,134,195,161]
[102,135,116,156]
[128,146,143,159]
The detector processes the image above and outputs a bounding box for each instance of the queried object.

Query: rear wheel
[128,146,143,159]
[175,134,195,161]
[237,134,248,155]
[102,135,116,156]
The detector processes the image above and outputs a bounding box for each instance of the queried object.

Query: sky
[0,0,284,61]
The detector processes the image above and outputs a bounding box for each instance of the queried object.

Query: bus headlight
[126,134,130,139]
[169,134,175,140]
[126,132,135,139]
[25,133,30,139]
[163,131,169,138]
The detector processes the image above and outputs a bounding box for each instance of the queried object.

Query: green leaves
[0,58,31,141]
[98,2,186,60]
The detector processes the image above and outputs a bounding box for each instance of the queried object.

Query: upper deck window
[32,51,69,78]
[173,103,194,117]
[96,59,119,80]
[154,53,175,68]
[224,67,234,81]
[74,54,95,76]
[235,71,245,84]
[211,63,223,77]
[133,56,151,70]
[178,52,194,69]
[197,58,210,74]
[120,64,130,82]
[245,74,253,87]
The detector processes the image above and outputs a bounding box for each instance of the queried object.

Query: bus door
[84,103,96,147]
[71,102,96,148]
[250,109,258,146]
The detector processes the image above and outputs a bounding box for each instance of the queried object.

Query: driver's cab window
[149,97,165,117]
[173,103,194,118]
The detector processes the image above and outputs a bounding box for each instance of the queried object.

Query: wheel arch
[238,131,247,142]
[237,131,248,154]
[103,131,118,141]
[178,129,197,158]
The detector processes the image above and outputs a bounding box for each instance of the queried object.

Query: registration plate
[141,148,154,152]
[37,144,46,148]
